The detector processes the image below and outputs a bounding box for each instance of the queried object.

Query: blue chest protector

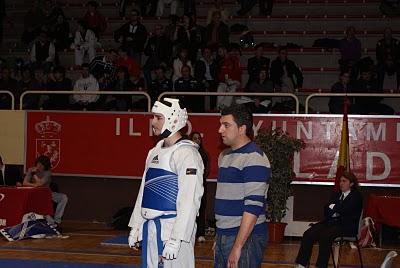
[141,140,185,214]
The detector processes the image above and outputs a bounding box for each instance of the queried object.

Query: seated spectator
[137,0,158,16]
[0,155,22,186]
[174,65,202,111]
[206,11,230,49]
[30,31,56,71]
[104,66,134,111]
[18,68,38,109]
[339,26,362,79]
[50,14,71,51]
[270,47,303,92]
[237,0,273,16]
[294,171,362,268]
[74,20,98,66]
[149,65,172,103]
[83,1,107,38]
[113,9,147,64]
[188,13,207,62]
[164,15,181,54]
[207,0,229,24]
[247,44,270,88]
[195,46,217,110]
[172,47,193,84]
[156,0,178,17]
[328,70,354,114]
[352,67,394,114]
[70,64,100,110]
[376,27,400,91]
[42,0,64,30]
[117,46,141,79]
[20,155,68,230]
[143,24,173,87]
[0,67,18,109]
[43,66,72,110]
[242,69,273,113]
[130,72,146,111]
[216,44,242,109]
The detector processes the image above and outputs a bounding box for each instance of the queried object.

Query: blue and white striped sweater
[215,141,271,235]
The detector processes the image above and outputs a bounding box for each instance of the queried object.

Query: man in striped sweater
[214,104,271,268]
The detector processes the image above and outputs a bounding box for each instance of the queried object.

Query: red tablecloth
[364,194,400,229]
[0,187,53,228]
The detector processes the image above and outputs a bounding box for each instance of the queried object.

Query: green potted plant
[255,128,305,243]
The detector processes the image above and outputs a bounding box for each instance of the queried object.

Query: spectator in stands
[247,44,270,89]
[130,71,147,111]
[137,0,158,17]
[0,67,18,109]
[207,0,229,24]
[352,67,394,115]
[339,26,362,79]
[30,31,56,71]
[73,20,98,67]
[172,47,193,84]
[164,15,183,56]
[143,24,173,88]
[21,155,68,230]
[376,27,400,91]
[188,13,207,62]
[328,70,354,114]
[237,0,273,16]
[44,66,72,110]
[242,69,273,113]
[50,14,71,51]
[177,14,195,58]
[90,49,118,89]
[174,65,202,111]
[195,46,217,110]
[183,0,196,15]
[0,155,22,186]
[83,1,107,38]
[294,171,362,268]
[156,0,178,17]
[216,44,242,109]
[117,46,141,79]
[22,0,45,44]
[28,65,48,109]
[149,65,172,103]
[18,68,36,109]
[70,63,100,110]
[114,9,148,65]
[104,66,134,111]
[206,11,230,49]
[42,0,64,30]
[270,47,303,92]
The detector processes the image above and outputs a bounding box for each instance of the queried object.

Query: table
[0,186,53,228]
[365,195,400,229]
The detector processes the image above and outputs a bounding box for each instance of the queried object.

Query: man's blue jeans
[214,232,267,268]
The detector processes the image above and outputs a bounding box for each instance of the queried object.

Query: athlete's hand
[162,238,181,260]
[128,228,140,250]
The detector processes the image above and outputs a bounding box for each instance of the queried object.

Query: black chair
[330,215,364,268]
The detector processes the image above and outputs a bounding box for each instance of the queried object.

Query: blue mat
[0,259,138,267]
[101,235,129,246]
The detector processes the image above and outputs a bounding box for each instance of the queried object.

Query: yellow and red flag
[334,98,350,191]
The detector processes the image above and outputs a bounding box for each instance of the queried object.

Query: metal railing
[0,90,15,110]
[305,93,400,114]
[20,90,152,111]
[158,92,300,114]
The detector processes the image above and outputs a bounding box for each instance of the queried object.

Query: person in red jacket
[216,44,242,109]
[82,1,107,38]
[117,46,141,79]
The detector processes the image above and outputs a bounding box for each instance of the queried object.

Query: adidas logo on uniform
[151,155,159,164]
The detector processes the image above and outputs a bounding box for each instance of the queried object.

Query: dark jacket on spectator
[114,22,148,53]
[247,56,270,85]
[376,37,400,65]
[270,57,303,89]
[205,22,230,47]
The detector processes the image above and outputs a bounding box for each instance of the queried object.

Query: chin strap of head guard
[151,98,188,138]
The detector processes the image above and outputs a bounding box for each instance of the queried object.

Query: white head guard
[151,98,188,138]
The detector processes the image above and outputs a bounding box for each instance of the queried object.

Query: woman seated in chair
[294,171,363,268]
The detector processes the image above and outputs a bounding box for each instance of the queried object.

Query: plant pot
[268,222,287,243]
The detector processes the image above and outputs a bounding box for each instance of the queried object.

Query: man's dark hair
[35,155,51,170]
[221,104,253,136]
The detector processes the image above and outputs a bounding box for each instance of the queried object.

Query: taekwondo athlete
[128,98,204,268]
